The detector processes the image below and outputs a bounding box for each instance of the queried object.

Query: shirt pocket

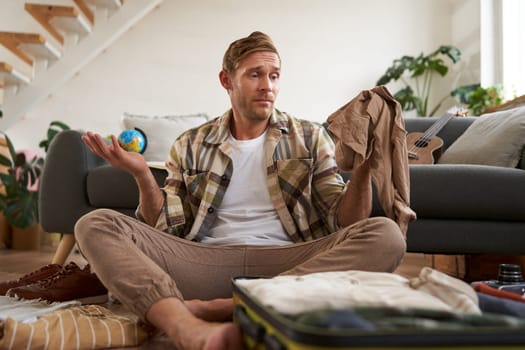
[276,158,314,209]
[182,170,209,206]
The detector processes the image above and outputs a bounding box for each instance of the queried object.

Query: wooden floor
[0,238,432,349]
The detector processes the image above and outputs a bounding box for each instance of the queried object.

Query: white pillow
[438,106,525,167]
[121,112,209,161]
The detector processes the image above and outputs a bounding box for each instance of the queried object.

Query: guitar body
[405,107,467,165]
[406,132,444,164]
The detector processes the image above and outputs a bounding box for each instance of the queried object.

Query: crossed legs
[75,209,405,349]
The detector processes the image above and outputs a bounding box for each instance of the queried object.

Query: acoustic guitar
[407,107,468,164]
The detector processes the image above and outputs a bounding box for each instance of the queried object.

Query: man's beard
[246,96,274,121]
[247,108,272,121]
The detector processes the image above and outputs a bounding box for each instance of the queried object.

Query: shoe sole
[77,294,109,305]
[8,293,109,305]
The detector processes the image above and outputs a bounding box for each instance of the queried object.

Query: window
[501,0,525,98]
[481,0,525,99]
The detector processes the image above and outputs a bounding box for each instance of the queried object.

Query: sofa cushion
[87,165,167,208]
[355,162,524,222]
[407,164,525,221]
[121,112,209,162]
[437,107,525,167]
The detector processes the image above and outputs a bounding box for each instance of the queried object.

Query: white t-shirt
[202,130,291,246]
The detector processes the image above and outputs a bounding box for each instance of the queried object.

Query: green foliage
[376,45,461,117]
[0,120,69,229]
[0,135,44,228]
[39,120,70,153]
[451,84,504,115]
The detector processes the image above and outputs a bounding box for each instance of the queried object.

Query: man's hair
[222,31,280,75]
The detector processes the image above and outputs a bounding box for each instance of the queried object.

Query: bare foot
[169,318,243,350]
[186,298,234,322]
[147,297,242,349]
[203,322,243,350]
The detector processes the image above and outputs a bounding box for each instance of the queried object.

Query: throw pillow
[121,112,209,161]
[438,106,525,167]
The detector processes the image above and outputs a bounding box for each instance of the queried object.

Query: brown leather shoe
[0,263,63,295]
[7,262,108,304]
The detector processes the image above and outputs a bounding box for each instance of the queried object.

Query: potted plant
[451,84,504,115]
[0,133,44,250]
[376,45,462,117]
[39,120,70,152]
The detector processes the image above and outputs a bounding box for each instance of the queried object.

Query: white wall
[4,0,480,151]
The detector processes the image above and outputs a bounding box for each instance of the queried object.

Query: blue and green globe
[118,128,147,154]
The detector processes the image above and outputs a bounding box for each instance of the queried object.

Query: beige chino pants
[75,209,406,320]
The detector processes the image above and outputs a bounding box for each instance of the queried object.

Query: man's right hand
[83,131,165,226]
[82,131,150,178]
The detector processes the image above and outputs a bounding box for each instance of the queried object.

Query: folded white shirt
[235,267,480,315]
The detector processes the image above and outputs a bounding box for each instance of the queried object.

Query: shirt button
[208,207,214,213]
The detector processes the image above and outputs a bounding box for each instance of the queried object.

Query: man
[77,31,406,350]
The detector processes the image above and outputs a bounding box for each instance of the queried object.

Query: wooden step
[0,62,31,88]
[0,32,61,66]
[84,0,124,10]
[73,0,95,25]
[24,3,92,45]
[73,0,124,25]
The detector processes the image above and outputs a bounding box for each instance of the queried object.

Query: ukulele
[406,107,468,164]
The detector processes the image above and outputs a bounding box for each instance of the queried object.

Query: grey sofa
[39,117,525,263]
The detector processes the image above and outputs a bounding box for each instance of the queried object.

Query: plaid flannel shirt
[151,109,347,242]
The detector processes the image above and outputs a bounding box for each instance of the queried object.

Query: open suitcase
[232,276,525,350]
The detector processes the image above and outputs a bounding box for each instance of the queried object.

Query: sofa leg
[424,254,466,279]
[51,234,76,265]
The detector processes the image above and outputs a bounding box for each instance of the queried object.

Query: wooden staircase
[0,62,31,87]
[0,0,162,128]
[25,3,92,45]
[0,32,61,66]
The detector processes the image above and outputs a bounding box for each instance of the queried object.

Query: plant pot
[0,211,11,248]
[11,223,42,250]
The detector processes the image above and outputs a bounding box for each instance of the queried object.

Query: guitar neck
[421,112,456,140]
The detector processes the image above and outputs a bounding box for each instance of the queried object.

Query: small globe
[118,128,147,154]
